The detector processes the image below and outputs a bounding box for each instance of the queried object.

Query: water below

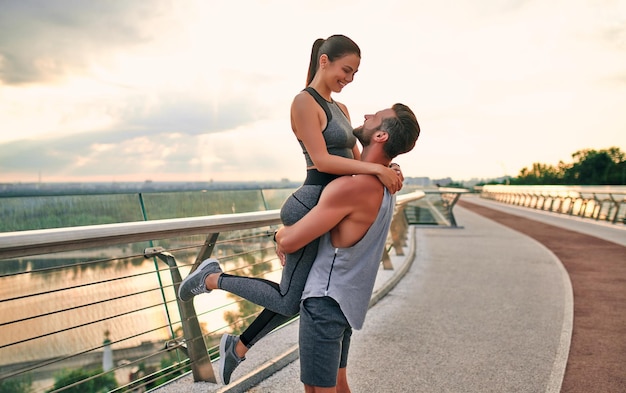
[0,246,282,391]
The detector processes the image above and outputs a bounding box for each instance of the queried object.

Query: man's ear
[374,131,389,143]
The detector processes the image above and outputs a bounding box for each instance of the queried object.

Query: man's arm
[275,175,383,255]
[275,176,356,254]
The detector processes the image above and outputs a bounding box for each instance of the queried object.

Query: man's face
[353,108,395,145]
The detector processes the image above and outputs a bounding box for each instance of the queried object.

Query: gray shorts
[299,297,352,387]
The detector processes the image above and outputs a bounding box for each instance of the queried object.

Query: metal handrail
[0,191,427,392]
[0,210,282,260]
[0,192,431,260]
[396,190,427,204]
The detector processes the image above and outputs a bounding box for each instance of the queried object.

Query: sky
[1,0,625,184]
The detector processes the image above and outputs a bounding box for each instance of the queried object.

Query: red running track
[458,199,626,393]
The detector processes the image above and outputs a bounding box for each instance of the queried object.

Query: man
[178,103,419,390]
[274,103,420,392]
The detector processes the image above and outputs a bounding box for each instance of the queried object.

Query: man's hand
[274,229,287,266]
[276,245,286,266]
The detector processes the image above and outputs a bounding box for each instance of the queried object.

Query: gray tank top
[298,87,356,167]
[301,188,395,329]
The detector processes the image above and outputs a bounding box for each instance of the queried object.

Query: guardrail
[401,187,471,227]
[0,191,427,393]
[479,185,626,225]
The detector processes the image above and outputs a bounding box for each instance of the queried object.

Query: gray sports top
[298,87,356,167]
[301,188,395,329]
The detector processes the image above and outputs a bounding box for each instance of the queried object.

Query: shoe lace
[190,285,207,295]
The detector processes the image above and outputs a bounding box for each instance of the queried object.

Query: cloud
[0,131,198,180]
[111,92,266,138]
[0,93,270,180]
[0,1,164,84]
[0,118,301,183]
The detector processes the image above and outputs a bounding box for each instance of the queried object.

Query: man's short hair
[381,103,420,159]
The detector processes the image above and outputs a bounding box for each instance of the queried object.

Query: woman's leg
[218,236,321,315]
[219,184,323,328]
[218,186,325,384]
[240,309,292,347]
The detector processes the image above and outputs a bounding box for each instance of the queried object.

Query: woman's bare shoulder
[291,90,317,109]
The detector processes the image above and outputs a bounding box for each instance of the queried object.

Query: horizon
[0,174,504,187]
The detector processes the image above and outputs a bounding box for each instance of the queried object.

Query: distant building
[405,177,432,187]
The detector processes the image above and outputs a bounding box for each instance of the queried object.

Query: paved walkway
[458,197,626,393]
[155,195,626,393]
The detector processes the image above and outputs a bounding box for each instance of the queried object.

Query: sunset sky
[1,0,625,183]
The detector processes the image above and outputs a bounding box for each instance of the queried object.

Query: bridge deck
[154,195,626,393]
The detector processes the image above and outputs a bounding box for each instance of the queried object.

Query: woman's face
[323,53,360,93]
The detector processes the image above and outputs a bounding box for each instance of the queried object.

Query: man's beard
[353,126,370,146]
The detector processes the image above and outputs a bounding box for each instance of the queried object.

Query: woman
[178,34,403,385]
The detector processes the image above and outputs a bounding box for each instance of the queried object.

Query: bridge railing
[0,190,427,393]
[401,187,471,227]
[479,185,626,225]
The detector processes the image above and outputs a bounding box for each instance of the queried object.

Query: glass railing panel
[260,188,297,210]
[0,194,145,232]
[403,195,450,226]
[140,190,267,219]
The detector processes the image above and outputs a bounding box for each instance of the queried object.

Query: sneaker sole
[219,334,229,384]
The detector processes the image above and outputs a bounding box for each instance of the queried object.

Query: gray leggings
[218,184,324,347]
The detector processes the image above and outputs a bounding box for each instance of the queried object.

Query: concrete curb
[216,345,300,393]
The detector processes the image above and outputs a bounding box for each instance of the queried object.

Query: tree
[47,368,117,393]
[564,148,623,185]
[0,377,33,393]
[511,162,563,185]
[510,146,625,185]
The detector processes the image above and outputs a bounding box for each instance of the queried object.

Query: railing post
[445,193,462,228]
[382,203,412,270]
[592,193,602,220]
[611,194,625,224]
[194,233,220,264]
[144,247,217,383]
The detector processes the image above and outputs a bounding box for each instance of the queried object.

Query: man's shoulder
[325,174,382,198]
[335,173,380,186]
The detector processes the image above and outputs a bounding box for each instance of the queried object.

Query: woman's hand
[377,164,404,194]
[390,162,404,182]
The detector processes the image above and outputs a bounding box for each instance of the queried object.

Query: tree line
[496,146,626,186]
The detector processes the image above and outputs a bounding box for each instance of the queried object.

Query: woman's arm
[291,93,402,192]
